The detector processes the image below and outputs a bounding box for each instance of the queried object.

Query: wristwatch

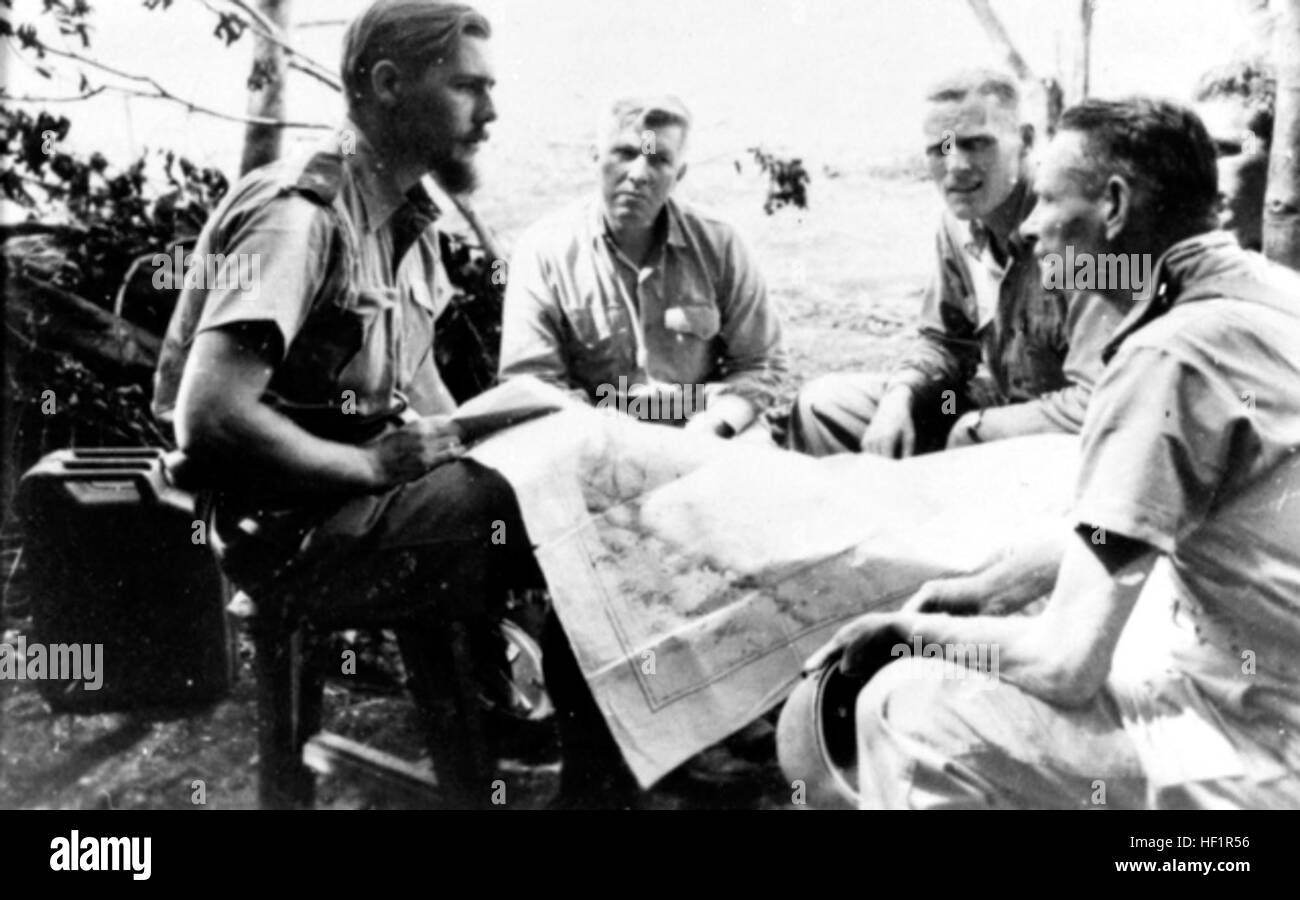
[965,408,985,444]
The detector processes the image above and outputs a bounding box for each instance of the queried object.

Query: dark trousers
[787,372,1000,457]
[216,460,545,807]
[542,609,639,804]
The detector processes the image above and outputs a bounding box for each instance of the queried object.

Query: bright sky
[2,0,1267,182]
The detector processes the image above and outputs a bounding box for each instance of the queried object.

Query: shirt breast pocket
[664,302,721,342]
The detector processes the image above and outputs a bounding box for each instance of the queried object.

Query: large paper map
[469,384,1080,786]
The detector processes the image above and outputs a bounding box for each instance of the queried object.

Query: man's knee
[429,460,520,537]
[854,658,994,808]
[855,658,959,753]
[436,461,544,587]
[381,460,532,554]
[793,373,854,421]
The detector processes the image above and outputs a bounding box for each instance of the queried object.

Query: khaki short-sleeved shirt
[153,124,456,442]
[1075,233,1300,769]
[498,197,788,418]
[886,181,1119,433]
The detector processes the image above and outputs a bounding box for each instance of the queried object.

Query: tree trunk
[1265,0,1300,268]
[966,0,1034,82]
[1075,0,1095,101]
[239,0,291,176]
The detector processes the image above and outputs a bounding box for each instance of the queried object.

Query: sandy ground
[1,161,936,810]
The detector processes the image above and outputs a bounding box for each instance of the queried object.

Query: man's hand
[366,415,465,488]
[903,529,1069,617]
[859,388,916,458]
[902,573,990,616]
[804,612,914,679]
[684,409,734,438]
[945,410,981,449]
[697,391,757,436]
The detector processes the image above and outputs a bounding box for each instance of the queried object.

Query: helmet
[776,663,869,809]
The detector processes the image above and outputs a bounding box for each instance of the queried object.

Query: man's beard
[429,148,479,195]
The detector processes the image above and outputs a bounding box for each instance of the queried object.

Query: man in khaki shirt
[499,96,787,437]
[788,69,1121,456]
[808,97,1300,809]
[154,0,540,807]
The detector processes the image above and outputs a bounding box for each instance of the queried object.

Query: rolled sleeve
[498,232,574,392]
[1073,344,1241,554]
[194,193,335,356]
[709,229,788,412]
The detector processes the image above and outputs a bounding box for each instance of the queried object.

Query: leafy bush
[2,105,227,519]
[435,229,505,404]
[1,105,229,310]
[746,147,811,215]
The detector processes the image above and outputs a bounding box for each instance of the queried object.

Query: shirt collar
[663,198,688,248]
[963,178,1035,261]
[1101,230,1240,362]
[336,121,439,232]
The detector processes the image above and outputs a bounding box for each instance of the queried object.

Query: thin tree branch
[95,83,329,128]
[27,39,163,88]
[197,0,342,91]
[4,83,329,129]
[289,58,340,91]
[293,19,348,30]
[0,85,107,102]
[4,38,330,129]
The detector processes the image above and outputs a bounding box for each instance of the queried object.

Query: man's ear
[676,162,688,184]
[369,60,402,108]
[1102,174,1133,241]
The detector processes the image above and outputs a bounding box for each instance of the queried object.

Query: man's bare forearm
[894,531,1154,706]
[175,327,383,497]
[978,524,1070,614]
[179,396,381,497]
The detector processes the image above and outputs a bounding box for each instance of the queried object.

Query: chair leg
[252,619,318,809]
[296,626,325,750]
[397,620,498,808]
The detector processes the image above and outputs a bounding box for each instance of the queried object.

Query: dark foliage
[434,229,505,404]
[2,105,229,309]
[746,146,811,215]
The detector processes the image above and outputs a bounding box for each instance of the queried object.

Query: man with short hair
[808,97,1300,809]
[788,69,1119,456]
[154,0,539,807]
[499,96,788,437]
[1193,60,1274,252]
[496,97,788,804]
